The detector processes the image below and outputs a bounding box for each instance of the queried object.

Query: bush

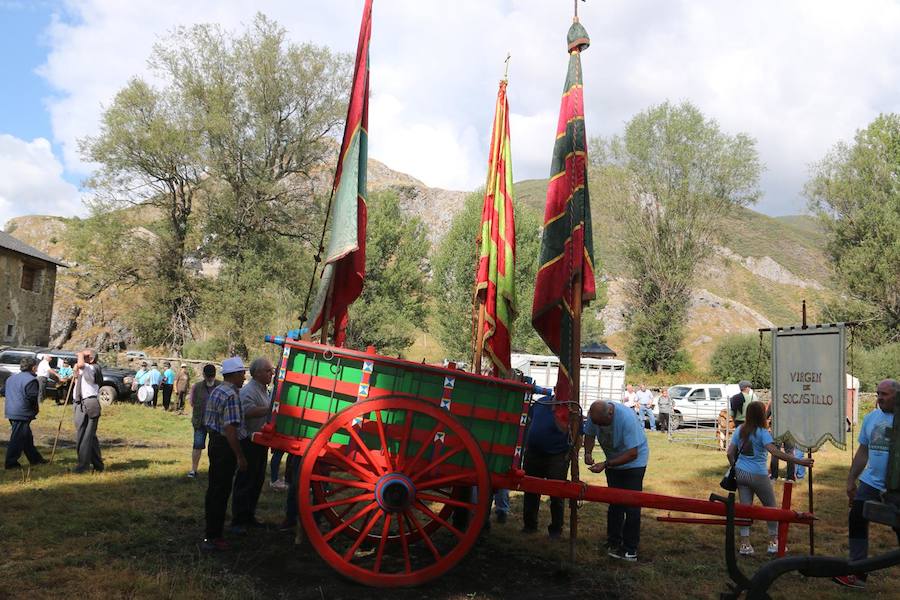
[854,342,900,391]
[182,338,230,361]
[710,333,771,388]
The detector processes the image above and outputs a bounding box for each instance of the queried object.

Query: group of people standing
[190,355,292,551]
[134,361,191,411]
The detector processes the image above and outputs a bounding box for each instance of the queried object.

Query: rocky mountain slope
[4,158,839,369]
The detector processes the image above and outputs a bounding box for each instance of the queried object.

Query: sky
[2,0,900,229]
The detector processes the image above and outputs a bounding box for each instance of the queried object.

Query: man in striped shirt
[200,356,248,552]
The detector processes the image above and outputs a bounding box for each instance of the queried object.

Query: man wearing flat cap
[730,380,756,429]
[200,356,248,551]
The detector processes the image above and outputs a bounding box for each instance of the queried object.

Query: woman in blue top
[726,401,813,556]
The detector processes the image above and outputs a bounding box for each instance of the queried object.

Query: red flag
[309,0,372,346]
[532,21,596,425]
[474,80,516,376]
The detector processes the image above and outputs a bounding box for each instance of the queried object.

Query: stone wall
[0,249,57,347]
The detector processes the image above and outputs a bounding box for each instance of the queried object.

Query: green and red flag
[532,21,596,423]
[309,0,372,346]
[474,80,517,377]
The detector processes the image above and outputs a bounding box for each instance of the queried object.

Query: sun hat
[221,356,246,375]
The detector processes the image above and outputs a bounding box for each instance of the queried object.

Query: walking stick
[49,376,77,465]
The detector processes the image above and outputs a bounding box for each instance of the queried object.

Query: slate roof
[0,230,67,267]
[581,341,617,357]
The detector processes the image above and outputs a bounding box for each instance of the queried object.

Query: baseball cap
[738,380,752,389]
[221,356,246,375]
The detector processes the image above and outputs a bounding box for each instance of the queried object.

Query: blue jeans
[639,406,656,431]
[270,449,284,483]
[492,489,510,515]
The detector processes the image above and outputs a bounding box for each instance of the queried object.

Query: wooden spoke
[397,409,413,470]
[323,445,378,483]
[374,410,394,471]
[414,500,463,539]
[396,511,412,574]
[322,501,380,543]
[310,492,375,513]
[373,514,392,573]
[416,472,474,490]
[404,422,443,475]
[416,492,477,511]
[410,445,465,483]
[343,511,384,562]
[343,422,386,475]
[405,509,442,562]
[310,473,374,491]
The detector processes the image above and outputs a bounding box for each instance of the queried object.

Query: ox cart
[253,338,815,588]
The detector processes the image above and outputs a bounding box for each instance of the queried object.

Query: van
[510,353,626,415]
[664,383,741,429]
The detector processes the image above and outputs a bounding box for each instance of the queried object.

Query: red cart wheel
[310,478,460,544]
[299,397,490,587]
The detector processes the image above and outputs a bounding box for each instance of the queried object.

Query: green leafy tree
[710,333,771,388]
[79,78,203,350]
[77,14,351,354]
[431,191,601,362]
[592,101,762,372]
[806,114,900,341]
[342,191,430,354]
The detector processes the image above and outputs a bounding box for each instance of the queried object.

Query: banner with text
[771,324,846,451]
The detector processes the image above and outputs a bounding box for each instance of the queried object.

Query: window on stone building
[21,264,42,292]
[4,324,13,341]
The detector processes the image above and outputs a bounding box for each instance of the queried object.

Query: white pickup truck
[664,383,741,429]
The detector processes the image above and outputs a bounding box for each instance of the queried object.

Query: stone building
[0,231,66,347]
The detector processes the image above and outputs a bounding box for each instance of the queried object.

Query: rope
[752,329,765,390]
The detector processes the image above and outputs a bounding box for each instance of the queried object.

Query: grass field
[2,398,898,599]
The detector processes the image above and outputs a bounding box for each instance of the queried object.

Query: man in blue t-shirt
[584,400,650,562]
[521,396,572,538]
[161,362,176,411]
[834,379,900,590]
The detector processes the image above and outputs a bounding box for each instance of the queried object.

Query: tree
[592,101,762,372]
[431,191,601,362]
[78,14,351,354]
[806,114,900,341]
[710,333,771,388]
[342,191,430,354]
[80,78,203,350]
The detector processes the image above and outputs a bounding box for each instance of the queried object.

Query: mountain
[4,159,840,370]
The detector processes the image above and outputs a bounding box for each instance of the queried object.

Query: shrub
[710,333,771,388]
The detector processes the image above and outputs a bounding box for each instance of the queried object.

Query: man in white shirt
[35,354,59,403]
[73,348,104,473]
[623,384,638,413]
[635,384,657,431]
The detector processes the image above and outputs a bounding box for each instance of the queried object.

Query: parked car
[0,347,135,405]
[662,383,741,430]
[125,350,147,359]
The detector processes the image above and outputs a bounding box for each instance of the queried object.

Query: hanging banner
[771,324,846,451]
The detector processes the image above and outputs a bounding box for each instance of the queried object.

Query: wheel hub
[375,472,416,513]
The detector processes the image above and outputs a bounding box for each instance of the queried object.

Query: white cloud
[34,0,900,215]
[0,134,81,229]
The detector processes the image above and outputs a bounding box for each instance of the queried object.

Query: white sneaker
[767,541,784,554]
[270,479,288,491]
[739,542,755,556]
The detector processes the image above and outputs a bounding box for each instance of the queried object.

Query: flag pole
[472,301,486,375]
[569,272,583,564]
[320,277,336,345]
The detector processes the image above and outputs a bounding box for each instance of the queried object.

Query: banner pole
[808,450,815,555]
[569,272,583,565]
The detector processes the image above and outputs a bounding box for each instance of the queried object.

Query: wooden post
[472,301,486,376]
[320,277,336,345]
[808,452,815,555]
[569,273,583,564]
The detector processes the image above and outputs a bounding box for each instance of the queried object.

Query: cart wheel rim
[299,397,490,587]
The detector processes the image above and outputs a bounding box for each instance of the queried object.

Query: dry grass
[1,398,898,599]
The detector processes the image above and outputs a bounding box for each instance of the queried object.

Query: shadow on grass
[0,471,622,600]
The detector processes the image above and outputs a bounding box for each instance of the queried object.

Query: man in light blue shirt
[584,400,649,562]
[148,363,162,408]
[835,379,900,589]
[161,362,176,411]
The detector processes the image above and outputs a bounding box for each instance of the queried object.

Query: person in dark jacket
[521,396,571,538]
[730,380,757,427]
[4,357,48,469]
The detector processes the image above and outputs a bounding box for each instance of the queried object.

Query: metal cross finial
[503,52,511,80]
[574,0,585,20]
